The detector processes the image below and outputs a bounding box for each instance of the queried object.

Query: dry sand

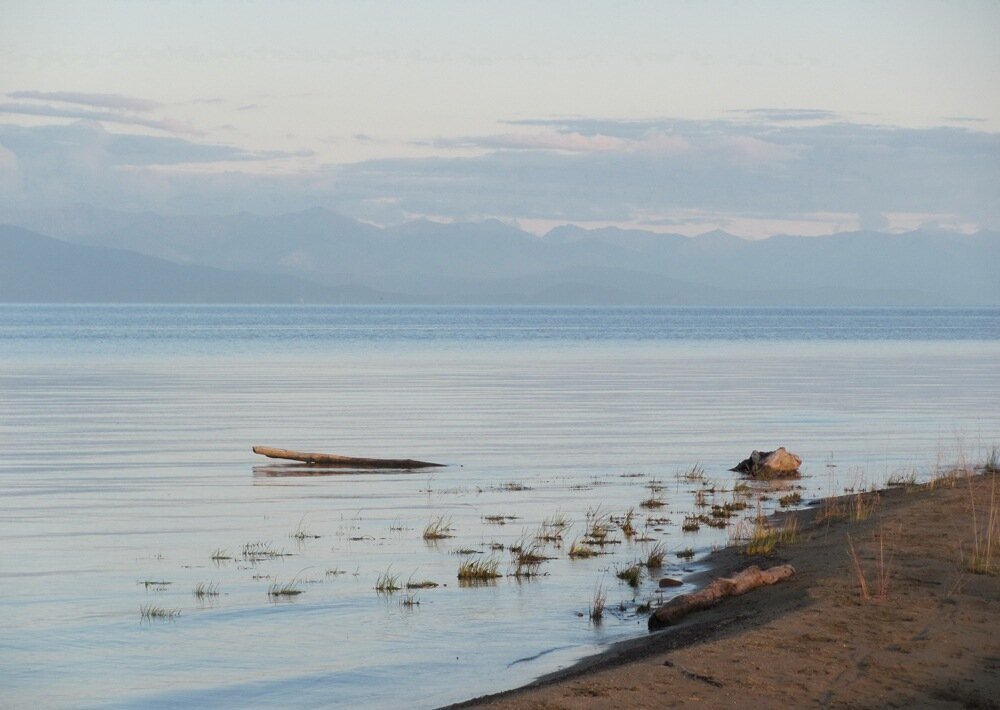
[456,469,999,709]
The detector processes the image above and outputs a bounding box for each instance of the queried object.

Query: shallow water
[1,306,998,708]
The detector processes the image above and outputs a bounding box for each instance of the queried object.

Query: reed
[457,557,501,581]
[140,605,180,620]
[193,582,219,598]
[422,516,455,540]
[616,563,643,588]
[268,581,304,597]
[645,542,666,569]
[847,529,894,601]
[967,472,998,575]
[374,568,401,593]
[589,583,606,622]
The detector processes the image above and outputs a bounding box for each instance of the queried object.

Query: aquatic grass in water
[589,583,607,623]
[375,569,402,593]
[615,564,642,588]
[140,605,180,621]
[422,517,455,540]
[267,580,304,598]
[194,582,219,598]
[457,557,501,581]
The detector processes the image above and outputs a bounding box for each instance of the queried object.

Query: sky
[1,0,998,237]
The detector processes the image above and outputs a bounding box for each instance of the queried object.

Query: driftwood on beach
[252,446,444,469]
[648,564,795,630]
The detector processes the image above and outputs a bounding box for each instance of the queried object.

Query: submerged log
[252,446,444,469]
[731,447,802,478]
[648,564,795,630]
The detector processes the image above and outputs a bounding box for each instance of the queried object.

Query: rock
[731,447,802,478]
[659,577,683,588]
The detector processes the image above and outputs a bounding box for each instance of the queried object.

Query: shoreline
[453,465,1000,708]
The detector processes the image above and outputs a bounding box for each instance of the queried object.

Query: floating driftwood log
[252,446,444,469]
[648,564,795,630]
[731,447,802,478]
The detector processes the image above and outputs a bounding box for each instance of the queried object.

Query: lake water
[2,305,999,708]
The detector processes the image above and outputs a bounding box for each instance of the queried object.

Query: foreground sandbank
[455,467,999,709]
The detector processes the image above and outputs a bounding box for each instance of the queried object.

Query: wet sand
[457,469,1000,709]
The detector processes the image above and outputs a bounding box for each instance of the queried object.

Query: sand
[456,469,1000,709]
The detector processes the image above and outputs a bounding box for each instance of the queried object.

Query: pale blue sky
[1,0,998,235]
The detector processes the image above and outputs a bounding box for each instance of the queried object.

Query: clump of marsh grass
[496,481,532,492]
[966,472,998,575]
[681,516,701,532]
[241,541,291,562]
[568,538,600,559]
[422,516,455,540]
[984,447,1000,475]
[589,583,607,622]
[140,605,180,621]
[483,514,519,525]
[210,548,231,561]
[676,547,695,560]
[885,471,918,489]
[640,494,666,509]
[778,492,803,507]
[741,516,799,556]
[267,580,304,598]
[616,563,643,588]
[194,582,219,598]
[141,580,171,589]
[406,578,439,589]
[679,464,705,481]
[582,507,618,545]
[847,529,894,601]
[325,568,346,577]
[291,516,321,540]
[618,508,637,537]
[400,593,420,608]
[645,542,666,569]
[374,568,402,593]
[537,513,570,542]
[457,557,501,581]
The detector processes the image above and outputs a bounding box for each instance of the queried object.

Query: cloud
[738,108,840,122]
[0,101,199,135]
[0,116,997,234]
[7,90,161,112]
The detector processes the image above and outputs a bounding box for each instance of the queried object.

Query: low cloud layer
[0,113,997,234]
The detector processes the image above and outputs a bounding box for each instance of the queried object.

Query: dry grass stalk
[847,529,894,601]
[422,516,455,540]
[967,472,998,575]
[589,583,606,622]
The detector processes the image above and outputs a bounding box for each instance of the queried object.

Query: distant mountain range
[2,206,998,305]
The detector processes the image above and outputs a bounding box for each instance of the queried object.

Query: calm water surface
[1,306,998,708]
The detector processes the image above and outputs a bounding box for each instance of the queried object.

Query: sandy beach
[458,466,1000,709]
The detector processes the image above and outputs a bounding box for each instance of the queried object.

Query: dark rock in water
[731,447,802,478]
[659,577,684,588]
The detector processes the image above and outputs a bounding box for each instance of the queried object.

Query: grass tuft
[422,516,455,540]
[375,568,401,593]
[589,583,607,622]
[457,557,502,581]
[140,605,180,621]
[967,472,998,575]
[616,563,643,588]
[568,538,599,558]
[194,582,219,598]
[742,516,799,555]
[267,580,303,598]
[847,529,894,601]
[645,542,666,569]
